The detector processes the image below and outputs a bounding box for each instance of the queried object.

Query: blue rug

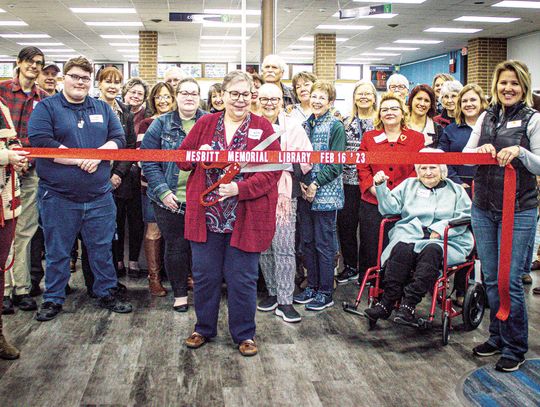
[460,358,540,406]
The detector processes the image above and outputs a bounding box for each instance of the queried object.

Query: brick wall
[314,33,336,81]
[139,31,158,85]
[467,38,507,96]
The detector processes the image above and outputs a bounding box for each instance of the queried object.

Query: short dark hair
[147,82,176,115]
[17,46,44,63]
[407,84,437,118]
[63,57,93,75]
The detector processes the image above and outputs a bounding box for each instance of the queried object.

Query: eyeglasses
[259,97,281,105]
[154,95,172,101]
[66,73,92,84]
[389,84,407,91]
[356,92,374,97]
[380,106,401,114]
[178,91,199,98]
[127,89,145,97]
[25,58,44,67]
[225,90,252,101]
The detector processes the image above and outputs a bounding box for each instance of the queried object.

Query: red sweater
[177,112,281,253]
[357,128,425,205]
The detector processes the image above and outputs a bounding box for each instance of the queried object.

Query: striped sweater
[0,100,20,224]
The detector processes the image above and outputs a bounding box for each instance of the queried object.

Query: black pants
[30,227,45,285]
[358,200,387,275]
[112,195,144,265]
[382,242,443,307]
[153,203,191,297]
[337,184,361,270]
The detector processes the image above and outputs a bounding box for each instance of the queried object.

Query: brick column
[467,38,507,96]
[314,33,336,81]
[139,31,158,85]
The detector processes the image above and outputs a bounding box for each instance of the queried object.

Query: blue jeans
[38,188,118,304]
[471,204,536,360]
[190,232,260,343]
[298,199,337,295]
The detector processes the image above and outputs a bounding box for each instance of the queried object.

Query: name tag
[89,114,104,123]
[248,129,263,140]
[507,120,521,129]
[373,133,387,144]
[416,189,430,198]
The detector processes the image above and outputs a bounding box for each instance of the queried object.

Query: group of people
[0,47,538,372]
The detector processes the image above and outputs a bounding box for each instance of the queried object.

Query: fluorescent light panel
[362,52,400,56]
[332,12,398,18]
[200,35,249,40]
[454,16,520,23]
[70,8,136,14]
[299,36,349,42]
[40,48,75,52]
[348,57,384,61]
[377,46,419,51]
[317,24,372,30]
[47,54,80,58]
[425,27,482,33]
[0,21,27,26]
[200,43,242,48]
[492,1,540,8]
[202,22,259,28]
[0,9,5,13]
[281,51,313,55]
[0,34,50,38]
[101,34,139,39]
[203,8,261,16]
[199,49,239,53]
[85,22,143,27]
[394,39,442,44]
[17,42,63,46]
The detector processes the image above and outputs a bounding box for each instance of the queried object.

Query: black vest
[473,102,537,212]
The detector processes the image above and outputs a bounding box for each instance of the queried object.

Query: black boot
[394,303,418,326]
[364,302,392,321]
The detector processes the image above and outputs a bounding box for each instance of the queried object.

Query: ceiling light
[361,52,400,56]
[0,33,50,38]
[203,8,261,16]
[0,55,10,58]
[281,51,313,55]
[454,16,520,23]
[109,42,138,47]
[202,22,259,28]
[353,0,426,3]
[332,11,398,19]
[200,35,249,40]
[199,49,239,53]
[17,42,64,46]
[40,48,75,52]
[0,21,28,26]
[299,36,349,42]
[101,34,139,39]
[394,39,442,44]
[200,43,242,48]
[377,46,419,50]
[70,8,136,14]
[0,9,5,13]
[85,22,143,27]
[316,24,372,30]
[424,27,482,33]
[289,45,313,49]
[47,54,80,58]
[348,57,384,61]
[492,1,540,8]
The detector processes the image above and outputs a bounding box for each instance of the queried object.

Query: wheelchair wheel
[462,282,486,331]
[442,313,450,346]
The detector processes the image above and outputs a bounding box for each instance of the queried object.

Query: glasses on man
[178,91,199,98]
[66,73,92,84]
[259,97,281,105]
[380,106,401,114]
[389,84,407,91]
[225,90,252,101]
[154,95,172,101]
[25,58,44,67]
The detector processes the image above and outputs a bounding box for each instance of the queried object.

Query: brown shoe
[0,319,20,360]
[238,339,258,357]
[533,286,540,295]
[531,260,540,271]
[144,238,167,297]
[185,332,207,349]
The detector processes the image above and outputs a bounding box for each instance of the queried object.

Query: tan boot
[0,319,20,360]
[144,238,167,297]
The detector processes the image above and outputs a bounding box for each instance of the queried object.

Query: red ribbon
[21,147,516,321]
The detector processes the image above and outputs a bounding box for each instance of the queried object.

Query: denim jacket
[140,108,207,209]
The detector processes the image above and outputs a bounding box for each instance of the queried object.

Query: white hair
[262,54,287,73]
[387,73,409,90]
[415,148,448,179]
[164,66,185,79]
[439,80,463,102]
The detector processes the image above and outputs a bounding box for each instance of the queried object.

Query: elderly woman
[137,82,176,296]
[123,77,150,134]
[0,100,27,359]
[434,80,463,128]
[292,80,345,311]
[357,93,425,283]
[141,78,207,312]
[178,71,281,356]
[287,71,317,123]
[432,73,455,113]
[336,80,377,285]
[249,72,264,114]
[256,83,313,323]
[407,84,443,148]
[386,73,410,102]
[364,151,473,325]
[207,83,224,113]
[465,60,540,372]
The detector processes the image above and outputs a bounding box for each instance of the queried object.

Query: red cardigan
[177,112,281,253]
[357,128,425,205]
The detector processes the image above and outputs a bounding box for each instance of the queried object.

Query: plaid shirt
[0,76,48,146]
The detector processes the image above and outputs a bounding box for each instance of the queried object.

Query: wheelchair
[343,215,486,345]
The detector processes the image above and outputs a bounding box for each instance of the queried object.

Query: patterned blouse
[343,116,375,185]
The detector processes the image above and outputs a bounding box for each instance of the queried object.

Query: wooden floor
[0,270,539,407]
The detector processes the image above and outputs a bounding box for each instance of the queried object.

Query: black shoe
[364,302,392,321]
[394,304,418,326]
[30,282,42,297]
[12,294,38,311]
[495,356,525,372]
[275,304,301,323]
[35,301,63,321]
[86,289,98,299]
[127,268,142,279]
[65,284,74,296]
[473,342,502,357]
[98,295,133,314]
[257,295,278,312]
[173,304,189,313]
[110,283,128,300]
[336,266,359,285]
[116,267,127,278]
[2,297,14,315]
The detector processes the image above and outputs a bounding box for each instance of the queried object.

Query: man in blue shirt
[28,57,132,321]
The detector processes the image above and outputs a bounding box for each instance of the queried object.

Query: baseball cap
[42,61,60,72]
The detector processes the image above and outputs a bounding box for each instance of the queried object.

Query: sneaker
[293,287,317,304]
[98,295,133,314]
[35,301,62,322]
[394,304,418,326]
[257,295,278,312]
[12,294,37,311]
[305,292,334,311]
[2,297,14,315]
[364,302,392,321]
[275,304,301,323]
[336,266,359,285]
[495,356,525,372]
[473,342,502,357]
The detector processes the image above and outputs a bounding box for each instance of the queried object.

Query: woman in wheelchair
[364,151,474,326]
